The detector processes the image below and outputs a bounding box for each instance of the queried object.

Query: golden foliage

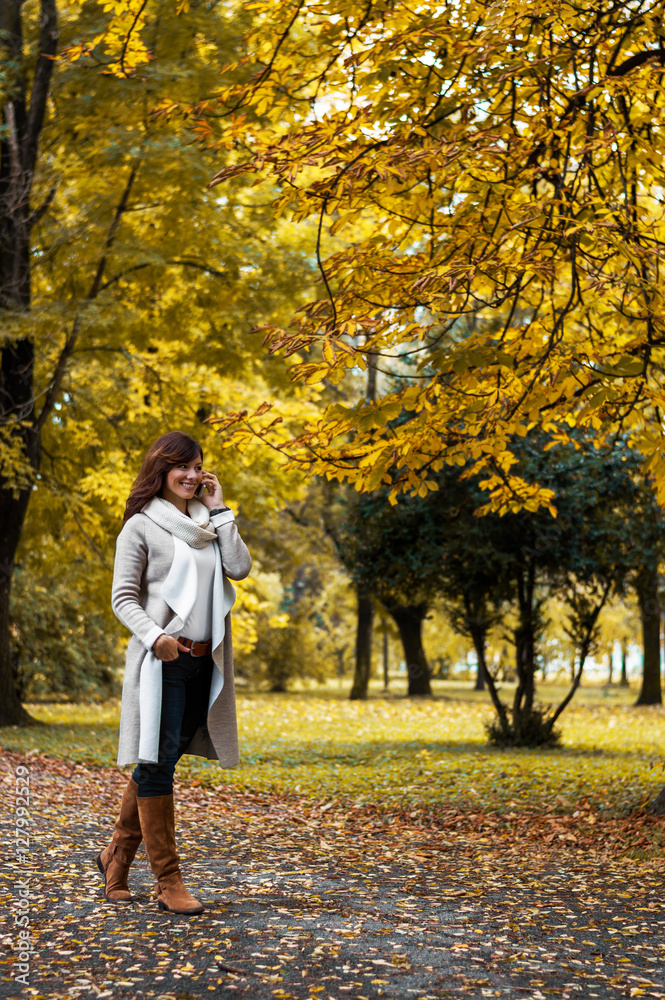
[182,1,665,510]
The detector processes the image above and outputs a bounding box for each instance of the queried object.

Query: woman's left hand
[200,470,224,509]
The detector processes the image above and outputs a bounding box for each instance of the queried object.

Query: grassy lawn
[2,677,664,816]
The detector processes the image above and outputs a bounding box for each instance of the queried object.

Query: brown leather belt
[178,636,213,657]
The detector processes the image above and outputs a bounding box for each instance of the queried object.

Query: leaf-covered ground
[2,748,665,1000]
[2,689,665,999]
[3,686,665,817]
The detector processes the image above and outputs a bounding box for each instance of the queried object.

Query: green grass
[2,678,664,816]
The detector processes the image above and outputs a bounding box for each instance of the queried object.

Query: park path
[1,749,665,1000]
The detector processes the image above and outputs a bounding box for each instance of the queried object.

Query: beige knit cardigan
[111,508,251,768]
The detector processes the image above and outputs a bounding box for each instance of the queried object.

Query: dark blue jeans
[133,650,213,798]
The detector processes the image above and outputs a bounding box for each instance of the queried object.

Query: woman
[96,431,251,914]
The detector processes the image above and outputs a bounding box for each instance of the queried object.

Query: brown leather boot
[137,793,204,915]
[97,777,142,903]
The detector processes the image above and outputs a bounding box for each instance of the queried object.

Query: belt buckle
[180,635,209,657]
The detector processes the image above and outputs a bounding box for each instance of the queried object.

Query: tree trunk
[650,785,665,815]
[382,626,389,690]
[512,562,536,726]
[619,640,629,687]
[0,481,39,725]
[388,604,432,696]
[472,629,487,691]
[473,649,487,691]
[462,596,510,735]
[607,649,613,686]
[513,621,535,713]
[635,565,662,705]
[546,578,612,736]
[349,586,374,700]
[0,0,58,725]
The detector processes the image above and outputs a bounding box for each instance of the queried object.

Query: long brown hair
[123,431,203,525]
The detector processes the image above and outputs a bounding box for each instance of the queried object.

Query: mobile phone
[195,483,206,499]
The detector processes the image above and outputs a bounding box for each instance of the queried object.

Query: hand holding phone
[197,470,224,507]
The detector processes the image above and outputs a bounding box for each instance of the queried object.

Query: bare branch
[98,257,227,292]
[29,183,57,228]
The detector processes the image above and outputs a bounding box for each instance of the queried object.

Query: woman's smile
[171,474,201,494]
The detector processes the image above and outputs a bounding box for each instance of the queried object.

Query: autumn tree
[335,487,442,697]
[179,1,665,526]
[481,435,658,742]
[0,0,320,723]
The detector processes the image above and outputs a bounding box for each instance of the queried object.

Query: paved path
[2,752,665,999]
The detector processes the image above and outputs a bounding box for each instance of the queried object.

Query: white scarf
[141,496,217,548]
[136,495,234,762]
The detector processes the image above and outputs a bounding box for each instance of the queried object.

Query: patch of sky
[414,305,438,327]
[360,123,393,140]
[473,100,490,123]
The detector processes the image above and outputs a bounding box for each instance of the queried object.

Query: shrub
[485,707,562,748]
[10,568,123,701]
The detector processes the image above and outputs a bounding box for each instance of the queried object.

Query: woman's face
[162,455,203,506]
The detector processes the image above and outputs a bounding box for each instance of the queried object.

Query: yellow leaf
[304,368,328,385]
[322,340,336,364]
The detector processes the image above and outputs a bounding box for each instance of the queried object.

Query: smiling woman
[96,430,251,915]
[121,432,207,522]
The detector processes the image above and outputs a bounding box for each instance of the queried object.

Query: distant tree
[594,596,639,688]
[337,489,447,697]
[312,481,378,701]
[631,486,665,705]
[481,435,653,743]
[430,472,508,702]
[349,586,375,701]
